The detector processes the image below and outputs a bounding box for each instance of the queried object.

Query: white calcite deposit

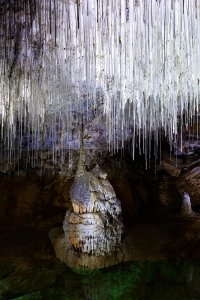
[63,164,123,256]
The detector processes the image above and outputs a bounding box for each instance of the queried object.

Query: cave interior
[1,0,200,299]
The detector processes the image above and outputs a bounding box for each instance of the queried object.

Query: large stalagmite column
[63,126,123,256]
[63,163,123,255]
[49,126,123,269]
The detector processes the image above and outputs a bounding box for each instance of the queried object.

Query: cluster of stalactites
[0,0,200,164]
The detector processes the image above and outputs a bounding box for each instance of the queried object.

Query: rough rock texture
[161,153,183,177]
[49,227,124,270]
[161,144,200,212]
[63,164,123,258]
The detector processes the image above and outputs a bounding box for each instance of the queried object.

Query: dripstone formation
[49,129,123,269]
[63,164,123,256]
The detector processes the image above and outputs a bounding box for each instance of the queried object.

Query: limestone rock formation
[49,123,123,268]
[181,192,195,217]
[63,164,123,256]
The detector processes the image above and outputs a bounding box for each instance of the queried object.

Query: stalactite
[0,0,199,167]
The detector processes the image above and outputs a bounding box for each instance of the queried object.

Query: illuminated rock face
[181,192,194,217]
[63,165,123,256]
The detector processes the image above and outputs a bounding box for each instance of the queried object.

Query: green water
[0,259,200,300]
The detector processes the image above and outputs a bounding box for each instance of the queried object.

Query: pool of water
[0,259,200,300]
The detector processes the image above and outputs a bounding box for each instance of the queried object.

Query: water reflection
[1,260,200,300]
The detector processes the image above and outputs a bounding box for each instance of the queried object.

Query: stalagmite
[63,126,123,256]
[0,0,200,166]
